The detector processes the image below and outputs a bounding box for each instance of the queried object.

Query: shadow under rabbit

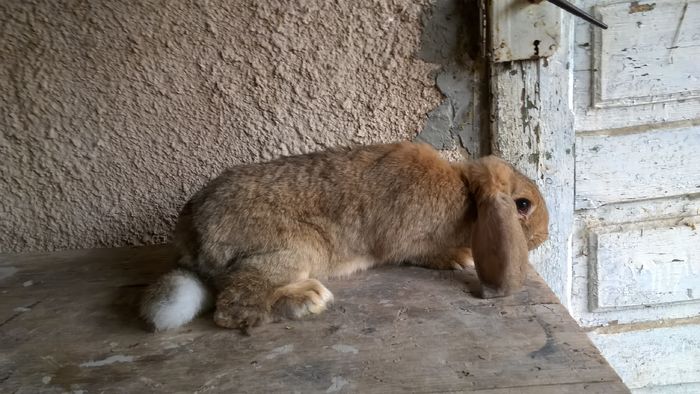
[92,243,550,334]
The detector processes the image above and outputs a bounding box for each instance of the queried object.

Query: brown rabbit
[141,142,548,331]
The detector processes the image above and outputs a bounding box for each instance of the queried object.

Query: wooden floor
[0,245,628,393]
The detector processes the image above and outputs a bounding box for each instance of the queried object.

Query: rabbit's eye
[515,198,531,215]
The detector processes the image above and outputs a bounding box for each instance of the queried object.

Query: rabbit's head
[466,156,549,298]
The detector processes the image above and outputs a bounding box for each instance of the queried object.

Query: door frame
[488,12,577,307]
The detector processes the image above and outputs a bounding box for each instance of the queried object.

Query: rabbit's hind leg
[212,248,331,331]
[213,267,276,331]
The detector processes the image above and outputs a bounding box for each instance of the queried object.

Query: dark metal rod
[547,0,608,29]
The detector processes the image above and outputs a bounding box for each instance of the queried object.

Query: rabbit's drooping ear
[468,157,530,298]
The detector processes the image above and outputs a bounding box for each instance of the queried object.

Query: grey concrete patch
[416,0,483,156]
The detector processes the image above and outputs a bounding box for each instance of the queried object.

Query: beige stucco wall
[0,0,457,253]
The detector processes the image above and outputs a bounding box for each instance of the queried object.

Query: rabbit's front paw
[447,248,475,270]
[419,248,474,270]
[272,279,334,319]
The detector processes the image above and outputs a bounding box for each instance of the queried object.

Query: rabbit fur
[141,142,549,331]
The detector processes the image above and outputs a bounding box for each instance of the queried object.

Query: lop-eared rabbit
[142,142,549,331]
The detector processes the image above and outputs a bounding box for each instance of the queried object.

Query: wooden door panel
[590,217,700,311]
[570,0,700,329]
[574,125,700,209]
[593,0,700,107]
[490,0,700,389]
[573,0,700,131]
[571,197,700,326]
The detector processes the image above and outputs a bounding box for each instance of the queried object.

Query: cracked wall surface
[1,0,476,253]
[416,0,484,157]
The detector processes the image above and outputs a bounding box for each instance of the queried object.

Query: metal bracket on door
[487,0,607,63]
[547,0,608,29]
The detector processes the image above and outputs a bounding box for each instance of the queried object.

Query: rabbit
[141,142,549,332]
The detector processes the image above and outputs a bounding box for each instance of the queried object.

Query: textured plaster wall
[1,0,476,253]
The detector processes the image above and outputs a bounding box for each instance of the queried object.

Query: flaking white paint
[326,376,350,393]
[591,218,700,310]
[331,344,359,354]
[489,13,576,307]
[592,0,700,107]
[493,0,700,390]
[575,126,700,209]
[573,0,700,131]
[588,324,700,391]
[265,344,294,360]
[571,196,700,327]
[80,355,135,368]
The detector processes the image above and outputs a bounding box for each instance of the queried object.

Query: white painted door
[490,1,700,392]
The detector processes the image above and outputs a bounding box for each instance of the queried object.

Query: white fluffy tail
[140,269,213,331]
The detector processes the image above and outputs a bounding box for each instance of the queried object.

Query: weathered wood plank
[591,218,700,310]
[592,0,700,107]
[574,125,700,209]
[572,1,700,131]
[0,246,626,393]
[471,381,629,393]
[489,9,576,307]
[589,323,700,391]
[571,196,700,327]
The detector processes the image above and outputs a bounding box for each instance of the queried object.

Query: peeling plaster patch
[326,376,349,393]
[331,344,359,354]
[415,0,480,156]
[265,344,294,360]
[629,2,656,13]
[80,355,135,367]
[0,266,18,280]
[418,101,455,150]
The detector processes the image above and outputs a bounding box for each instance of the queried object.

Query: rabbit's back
[174,142,471,278]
